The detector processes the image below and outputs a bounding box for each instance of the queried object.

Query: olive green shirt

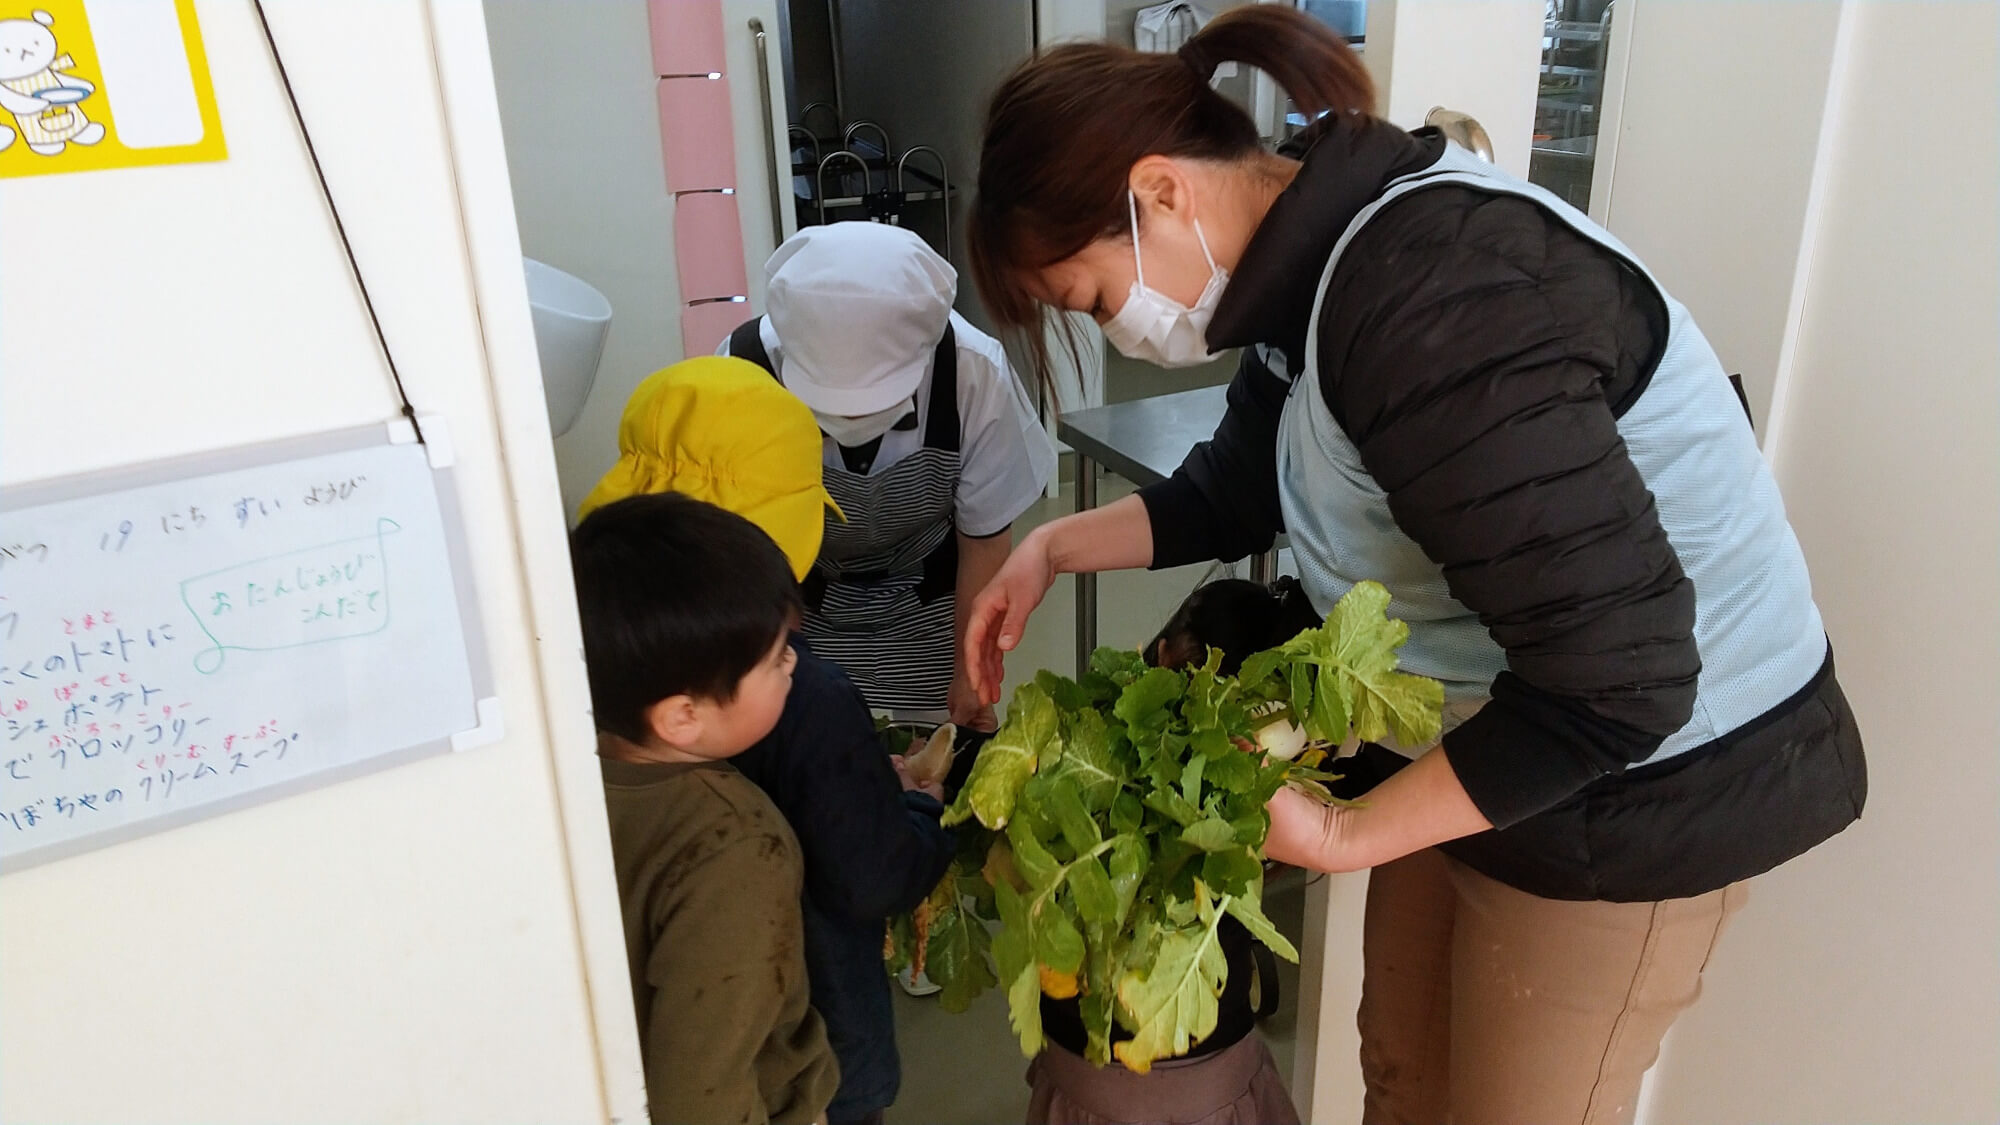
[600,740,838,1124]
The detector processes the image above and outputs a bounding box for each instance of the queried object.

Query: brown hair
[969,6,1374,392]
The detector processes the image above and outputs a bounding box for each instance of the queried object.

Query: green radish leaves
[893,582,1439,1071]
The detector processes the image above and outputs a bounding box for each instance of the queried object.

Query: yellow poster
[0,0,224,178]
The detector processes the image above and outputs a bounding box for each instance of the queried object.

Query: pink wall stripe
[673,191,749,301]
[648,0,727,77]
[657,76,737,193]
[680,299,750,359]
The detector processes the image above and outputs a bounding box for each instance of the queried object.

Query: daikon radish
[904,722,957,788]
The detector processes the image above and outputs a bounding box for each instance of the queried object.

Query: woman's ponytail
[1182,5,1375,119]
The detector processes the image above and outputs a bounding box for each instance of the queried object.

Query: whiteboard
[0,423,494,871]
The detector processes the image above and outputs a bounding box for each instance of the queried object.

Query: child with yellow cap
[581,356,956,1125]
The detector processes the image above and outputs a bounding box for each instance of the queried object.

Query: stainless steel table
[1055,384,1282,677]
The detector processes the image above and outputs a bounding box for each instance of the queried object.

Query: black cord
[250,0,426,445]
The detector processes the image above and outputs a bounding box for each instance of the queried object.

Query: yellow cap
[577,356,843,581]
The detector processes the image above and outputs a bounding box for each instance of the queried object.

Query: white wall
[1640,3,2000,1121]
[0,1,642,1120]
[484,0,677,518]
[1363,0,1545,176]
[483,0,789,517]
[1596,0,1846,430]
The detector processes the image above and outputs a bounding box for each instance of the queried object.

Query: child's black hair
[569,492,803,742]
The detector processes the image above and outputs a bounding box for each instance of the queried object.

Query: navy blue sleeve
[1136,346,1290,569]
[731,640,955,921]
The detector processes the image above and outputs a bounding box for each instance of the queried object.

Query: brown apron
[1024,1033,1300,1125]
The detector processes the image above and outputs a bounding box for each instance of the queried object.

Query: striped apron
[3,57,92,147]
[729,318,963,714]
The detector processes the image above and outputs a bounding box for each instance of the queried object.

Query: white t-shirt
[724,312,1057,538]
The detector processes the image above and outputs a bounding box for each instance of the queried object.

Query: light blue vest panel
[1275,143,1826,763]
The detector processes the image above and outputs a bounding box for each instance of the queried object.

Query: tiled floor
[886,468,1310,1124]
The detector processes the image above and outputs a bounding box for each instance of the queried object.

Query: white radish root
[905,722,957,787]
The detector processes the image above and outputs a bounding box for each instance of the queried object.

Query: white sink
[524,257,612,438]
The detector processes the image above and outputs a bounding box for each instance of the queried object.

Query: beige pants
[1358,848,1747,1125]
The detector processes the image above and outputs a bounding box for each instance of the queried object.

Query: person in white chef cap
[724,221,1055,733]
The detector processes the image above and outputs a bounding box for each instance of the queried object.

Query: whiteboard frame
[0,420,496,873]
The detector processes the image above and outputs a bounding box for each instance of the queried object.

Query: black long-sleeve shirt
[730,634,954,1116]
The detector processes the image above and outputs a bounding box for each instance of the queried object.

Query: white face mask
[815,398,913,447]
[1100,191,1230,368]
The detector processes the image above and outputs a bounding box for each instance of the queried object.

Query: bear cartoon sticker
[0,9,105,155]
[0,0,226,179]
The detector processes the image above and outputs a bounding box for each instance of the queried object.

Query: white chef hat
[764,222,957,417]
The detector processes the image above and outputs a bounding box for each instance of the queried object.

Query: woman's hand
[963,529,1060,704]
[962,494,1161,705]
[1263,748,1496,874]
[954,529,1016,728]
[1263,784,1370,872]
